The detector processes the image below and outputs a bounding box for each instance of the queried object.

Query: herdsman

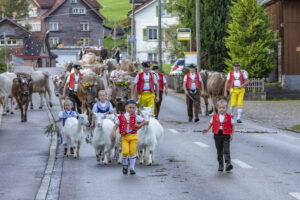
[131,62,159,114]
[62,63,83,113]
[224,62,249,123]
[152,65,168,119]
[183,64,205,122]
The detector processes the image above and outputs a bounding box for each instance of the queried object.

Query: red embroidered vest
[212,113,233,134]
[69,73,83,90]
[118,113,137,135]
[137,72,155,94]
[158,73,164,91]
[229,70,244,88]
[186,73,201,89]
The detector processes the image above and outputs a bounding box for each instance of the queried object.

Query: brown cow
[82,64,102,75]
[12,73,33,122]
[206,72,229,113]
[121,60,139,77]
[51,74,66,110]
[76,75,105,122]
[199,70,213,116]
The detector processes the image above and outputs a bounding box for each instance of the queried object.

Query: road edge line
[35,106,58,200]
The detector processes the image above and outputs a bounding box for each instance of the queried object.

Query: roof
[35,0,56,9]
[43,0,105,20]
[0,17,32,35]
[112,27,125,36]
[86,0,102,9]
[128,0,155,16]
[129,0,147,3]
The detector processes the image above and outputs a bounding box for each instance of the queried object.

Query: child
[90,90,114,128]
[202,99,235,172]
[112,99,148,175]
[55,100,77,155]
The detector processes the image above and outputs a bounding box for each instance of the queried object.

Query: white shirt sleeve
[116,118,120,125]
[163,76,167,84]
[66,75,70,84]
[198,73,202,81]
[92,103,98,113]
[134,74,139,84]
[227,73,230,80]
[58,111,64,119]
[109,102,114,113]
[183,75,187,82]
[153,74,158,85]
[210,117,213,124]
[231,118,235,125]
[242,71,248,79]
[74,112,78,118]
[136,115,144,123]
[110,71,115,78]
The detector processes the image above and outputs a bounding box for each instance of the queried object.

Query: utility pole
[196,0,201,71]
[4,32,8,72]
[131,0,136,61]
[114,15,116,49]
[158,0,162,72]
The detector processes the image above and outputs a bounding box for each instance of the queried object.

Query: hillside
[98,0,131,24]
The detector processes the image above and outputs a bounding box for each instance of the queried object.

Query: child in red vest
[112,99,148,175]
[202,99,235,172]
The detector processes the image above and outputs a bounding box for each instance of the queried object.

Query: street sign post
[127,35,136,43]
[177,28,192,51]
[184,52,197,68]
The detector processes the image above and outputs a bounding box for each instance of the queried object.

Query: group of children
[56,89,235,174]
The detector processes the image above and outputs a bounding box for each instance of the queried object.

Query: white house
[128,0,179,64]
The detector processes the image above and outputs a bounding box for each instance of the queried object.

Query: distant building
[112,27,126,40]
[129,0,147,6]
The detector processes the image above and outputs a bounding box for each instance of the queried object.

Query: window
[80,37,89,46]
[72,7,86,14]
[148,28,158,40]
[71,0,77,3]
[31,23,41,31]
[49,37,60,46]
[161,8,171,17]
[29,8,38,17]
[80,22,89,31]
[148,53,157,61]
[0,39,17,46]
[50,22,59,31]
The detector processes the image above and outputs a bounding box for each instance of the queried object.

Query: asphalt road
[59,94,300,200]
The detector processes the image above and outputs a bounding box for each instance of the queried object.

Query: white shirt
[116,112,144,133]
[134,72,158,91]
[227,70,248,87]
[153,72,167,90]
[66,73,80,92]
[210,114,235,130]
[183,73,202,90]
[111,70,125,78]
[92,101,114,113]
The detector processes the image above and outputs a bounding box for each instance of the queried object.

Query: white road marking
[232,159,253,169]
[289,193,300,200]
[194,141,210,148]
[168,129,179,134]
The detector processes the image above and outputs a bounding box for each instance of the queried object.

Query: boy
[90,90,114,128]
[112,99,148,175]
[202,99,234,172]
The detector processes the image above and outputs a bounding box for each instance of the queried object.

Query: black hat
[188,64,197,68]
[152,65,159,70]
[125,99,137,106]
[73,62,82,69]
[142,62,150,68]
[233,62,241,67]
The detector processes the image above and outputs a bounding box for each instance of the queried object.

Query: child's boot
[129,156,136,175]
[225,162,233,172]
[122,157,129,175]
[64,148,67,155]
[218,163,224,171]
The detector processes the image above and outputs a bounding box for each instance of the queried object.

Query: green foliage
[162,64,171,74]
[44,123,60,137]
[292,124,300,131]
[225,0,278,78]
[103,30,130,50]
[0,0,29,20]
[0,48,7,73]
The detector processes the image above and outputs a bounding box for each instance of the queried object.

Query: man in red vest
[62,63,83,113]
[152,65,168,119]
[131,62,159,114]
[224,62,249,123]
[183,64,205,122]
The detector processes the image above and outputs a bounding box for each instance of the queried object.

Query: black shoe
[194,118,199,122]
[70,147,74,154]
[130,168,136,175]
[188,117,192,122]
[226,163,233,171]
[64,148,67,155]
[237,119,242,123]
[218,164,224,172]
[122,166,128,175]
[155,116,158,120]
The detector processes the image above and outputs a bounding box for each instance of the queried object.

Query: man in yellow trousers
[131,62,159,114]
[224,62,249,123]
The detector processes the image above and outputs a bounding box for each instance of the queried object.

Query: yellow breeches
[138,92,155,114]
[230,87,245,108]
[121,134,138,157]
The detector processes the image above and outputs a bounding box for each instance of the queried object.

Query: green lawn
[292,124,300,131]
[162,64,171,74]
[98,0,131,25]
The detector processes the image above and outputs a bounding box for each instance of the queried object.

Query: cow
[0,72,17,114]
[120,60,139,77]
[199,70,213,115]
[51,73,66,110]
[76,75,105,122]
[12,73,33,122]
[27,71,53,109]
[82,64,102,75]
[206,72,229,113]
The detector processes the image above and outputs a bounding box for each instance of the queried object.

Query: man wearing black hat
[224,62,249,123]
[62,63,83,113]
[152,65,168,119]
[183,64,205,122]
[131,62,159,114]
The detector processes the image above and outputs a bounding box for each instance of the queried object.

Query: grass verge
[291,124,300,131]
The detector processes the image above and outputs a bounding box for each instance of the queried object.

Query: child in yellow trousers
[113,100,148,175]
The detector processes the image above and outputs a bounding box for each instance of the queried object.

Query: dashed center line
[168,129,179,134]
[232,159,253,169]
[194,141,210,148]
[289,193,300,200]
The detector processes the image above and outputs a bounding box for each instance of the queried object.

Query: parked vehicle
[169,59,185,75]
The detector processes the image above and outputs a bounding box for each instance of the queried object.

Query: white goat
[92,113,115,164]
[138,107,163,165]
[64,113,89,158]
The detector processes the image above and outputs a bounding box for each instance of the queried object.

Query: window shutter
[59,24,62,31]
[77,24,81,31]
[143,28,148,41]
[89,39,93,46]
[46,23,50,31]
[156,6,158,17]
[89,23,93,31]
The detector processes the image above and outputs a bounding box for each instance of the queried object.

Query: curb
[0,106,3,128]
[35,106,58,200]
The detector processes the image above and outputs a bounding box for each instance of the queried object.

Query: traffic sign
[177,28,191,41]
[127,38,136,43]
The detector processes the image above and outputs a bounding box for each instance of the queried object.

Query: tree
[0,48,7,73]
[0,0,29,20]
[225,0,278,78]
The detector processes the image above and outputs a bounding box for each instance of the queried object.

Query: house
[130,0,147,6]
[112,27,126,40]
[261,0,300,90]
[103,25,112,38]
[128,0,179,64]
